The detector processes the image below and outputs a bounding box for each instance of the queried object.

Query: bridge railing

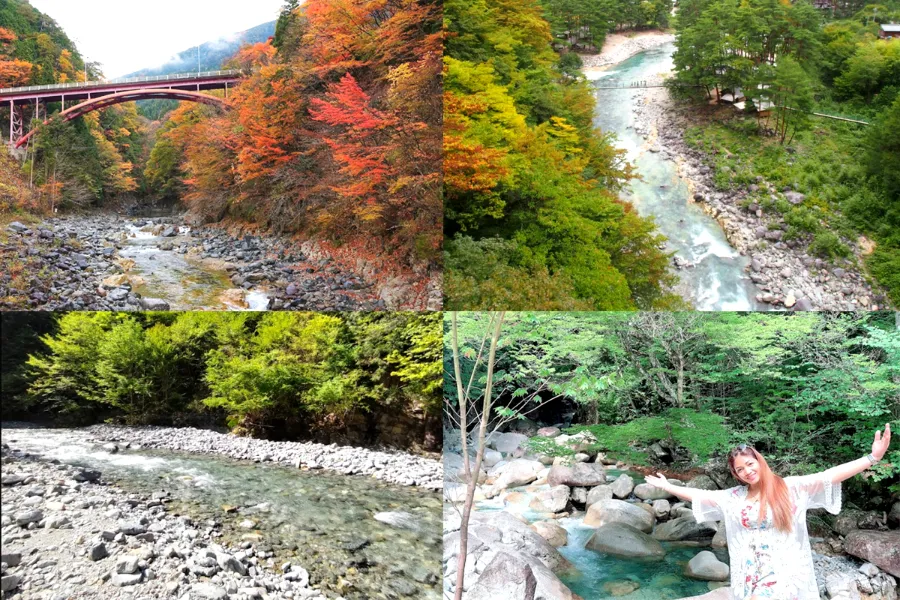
[0,70,243,95]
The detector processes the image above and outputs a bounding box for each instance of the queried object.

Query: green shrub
[809,231,851,259]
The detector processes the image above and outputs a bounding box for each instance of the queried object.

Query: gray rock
[529,485,570,513]
[45,515,70,529]
[633,482,672,500]
[686,475,719,491]
[112,573,143,586]
[1,474,27,486]
[685,551,729,581]
[192,583,228,599]
[586,485,614,507]
[547,462,606,487]
[15,510,43,526]
[584,499,654,532]
[90,542,108,561]
[585,522,665,560]
[610,474,634,498]
[117,555,140,574]
[140,298,170,311]
[7,221,29,233]
[73,469,101,482]
[466,552,537,600]
[490,432,529,455]
[653,516,717,542]
[531,521,568,548]
[119,522,147,535]
[844,530,900,577]
[0,552,21,567]
[1,574,22,592]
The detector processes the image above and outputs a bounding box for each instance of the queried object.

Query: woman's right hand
[644,472,669,491]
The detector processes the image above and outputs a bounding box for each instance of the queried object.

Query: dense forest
[541,0,673,50]
[444,312,900,502]
[1,311,442,450]
[670,0,900,303]
[443,0,679,310]
[1,0,441,268]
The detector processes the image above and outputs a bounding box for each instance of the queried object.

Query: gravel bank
[580,30,675,70]
[0,444,329,600]
[81,424,442,491]
[625,70,889,310]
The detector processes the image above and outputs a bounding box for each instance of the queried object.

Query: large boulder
[586,485,614,508]
[634,482,673,500]
[653,516,717,542]
[468,511,571,573]
[466,552,537,600]
[548,462,606,487]
[844,530,900,577]
[491,460,543,492]
[834,509,867,536]
[711,522,727,548]
[536,427,561,438]
[483,449,504,468]
[507,418,540,437]
[584,499,654,532]
[685,551,729,581]
[529,485,570,513]
[490,432,529,456]
[686,475,719,490]
[585,522,665,560]
[531,520,568,548]
[610,474,635,499]
[554,431,598,453]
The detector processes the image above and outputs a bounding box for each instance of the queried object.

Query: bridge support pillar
[9,101,24,148]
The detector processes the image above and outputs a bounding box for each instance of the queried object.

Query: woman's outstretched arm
[644,473,711,503]
[819,423,891,484]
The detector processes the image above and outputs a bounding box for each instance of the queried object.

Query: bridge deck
[0,70,242,105]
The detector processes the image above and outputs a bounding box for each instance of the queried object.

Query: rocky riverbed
[443,428,900,600]
[1,443,329,600]
[0,214,441,311]
[74,424,443,491]
[626,65,889,310]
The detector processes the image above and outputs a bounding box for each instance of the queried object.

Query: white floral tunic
[691,473,841,600]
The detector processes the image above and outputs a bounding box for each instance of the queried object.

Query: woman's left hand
[872,423,891,460]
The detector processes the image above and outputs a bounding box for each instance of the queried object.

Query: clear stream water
[589,42,762,310]
[476,469,728,600]
[119,223,270,311]
[3,426,441,600]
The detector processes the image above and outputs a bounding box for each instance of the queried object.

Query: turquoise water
[590,43,762,310]
[3,426,441,600]
[558,518,729,600]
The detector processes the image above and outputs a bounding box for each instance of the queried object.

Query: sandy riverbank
[580,30,675,71]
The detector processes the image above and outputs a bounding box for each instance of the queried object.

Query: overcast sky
[29,0,286,78]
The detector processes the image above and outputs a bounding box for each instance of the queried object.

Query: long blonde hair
[728,445,793,533]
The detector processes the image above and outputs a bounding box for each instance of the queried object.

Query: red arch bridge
[1,70,242,149]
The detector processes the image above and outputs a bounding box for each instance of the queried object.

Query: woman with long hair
[645,423,892,600]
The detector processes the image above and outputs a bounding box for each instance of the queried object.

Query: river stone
[1,575,22,592]
[117,555,140,574]
[825,573,861,600]
[0,551,21,567]
[686,475,718,490]
[468,510,571,573]
[113,573,143,586]
[73,469,101,482]
[161,226,177,237]
[7,221,29,233]
[140,298,171,311]
[15,510,43,526]
[467,552,537,600]
[843,530,900,577]
[108,288,129,302]
[45,515,70,529]
[685,551,729,581]
[529,485,570,513]
[119,522,147,535]
[483,449,504,468]
[586,485,614,507]
[90,542,108,561]
[603,580,641,596]
[634,482,672,500]
[492,459,543,491]
[192,583,228,599]
[785,191,806,205]
[712,522,727,548]
[610,474,635,498]
[1,474,27,486]
[537,427,561,438]
[373,511,419,530]
[547,462,605,487]
[585,523,665,560]
[215,552,247,576]
[653,516,717,542]
[531,521,568,547]
[652,499,671,518]
[490,432,529,455]
[584,499,654,532]
[570,487,587,504]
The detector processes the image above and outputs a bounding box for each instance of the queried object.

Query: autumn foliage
[159,0,442,265]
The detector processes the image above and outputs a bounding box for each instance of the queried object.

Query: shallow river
[589,43,762,310]
[3,426,441,600]
[119,222,269,311]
